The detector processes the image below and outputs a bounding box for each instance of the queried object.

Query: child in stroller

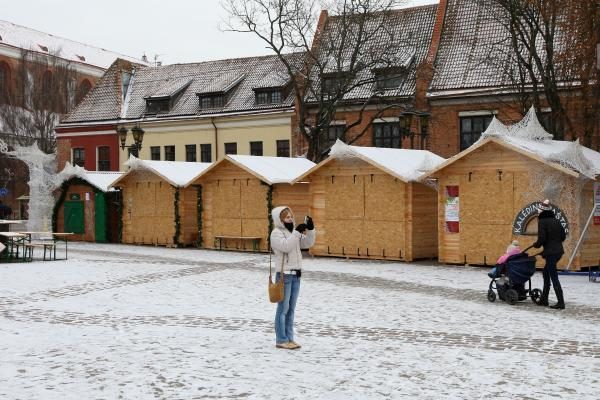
[487,242,542,305]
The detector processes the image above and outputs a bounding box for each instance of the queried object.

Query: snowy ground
[1,243,599,399]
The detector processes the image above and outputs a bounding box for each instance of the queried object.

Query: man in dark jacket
[533,199,567,309]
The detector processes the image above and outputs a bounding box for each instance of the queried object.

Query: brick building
[0,19,146,216]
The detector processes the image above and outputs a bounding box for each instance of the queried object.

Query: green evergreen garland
[173,187,182,247]
[266,184,274,248]
[194,184,203,247]
[116,190,123,243]
[52,177,98,232]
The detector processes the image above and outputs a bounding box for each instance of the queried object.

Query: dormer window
[374,68,406,90]
[199,95,225,109]
[255,90,282,105]
[146,98,171,114]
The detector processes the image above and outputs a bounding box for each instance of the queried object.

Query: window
[539,111,552,132]
[250,141,263,156]
[41,70,53,94]
[97,146,110,171]
[324,125,345,148]
[128,147,139,158]
[200,144,212,162]
[199,95,224,109]
[72,148,85,167]
[0,62,9,101]
[276,140,290,157]
[373,123,401,148]
[224,142,237,155]
[164,145,175,161]
[146,99,170,114]
[375,71,405,90]
[460,115,493,151]
[255,90,283,105]
[150,146,161,160]
[321,76,345,98]
[76,79,92,104]
[186,144,197,162]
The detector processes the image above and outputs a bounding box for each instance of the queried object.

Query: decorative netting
[1,140,57,232]
[479,107,599,252]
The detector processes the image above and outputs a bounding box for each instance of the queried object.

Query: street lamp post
[117,124,145,156]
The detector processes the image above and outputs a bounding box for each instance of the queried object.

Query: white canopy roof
[56,163,123,192]
[227,155,316,184]
[314,139,446,182]
[114,156,212,187]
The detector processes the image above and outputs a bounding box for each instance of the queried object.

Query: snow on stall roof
[228,155,316,184]
[122,156,211,187]
[479,107,600,179]
[329,139,445,182]
[56,163,123,192]
[0,20,147,69]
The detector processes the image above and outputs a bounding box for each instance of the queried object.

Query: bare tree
[224,0,415,161]
[479,0,599,143]
[0,48,80,154]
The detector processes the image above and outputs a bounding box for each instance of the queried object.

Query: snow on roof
[479,108,600,179]
[326,139,446,182]
[56,163,123,192]
[227,155,316,184]
[119,156,212,187]
[0,20,147,69]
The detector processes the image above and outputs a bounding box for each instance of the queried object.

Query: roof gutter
[211,117,218,161]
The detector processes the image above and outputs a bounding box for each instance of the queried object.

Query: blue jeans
[274,273,301,344]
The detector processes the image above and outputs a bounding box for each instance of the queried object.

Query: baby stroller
[487,246,543,305]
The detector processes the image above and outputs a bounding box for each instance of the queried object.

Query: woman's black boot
[550,288,565,309]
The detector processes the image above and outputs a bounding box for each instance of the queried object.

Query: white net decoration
[2,141,57,232]
[480,116,510,138]
[546,139,597,180]
[329,139,355,159]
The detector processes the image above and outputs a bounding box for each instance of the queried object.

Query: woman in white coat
[270,206,316,350]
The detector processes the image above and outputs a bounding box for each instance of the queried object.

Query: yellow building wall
[118,112,293,170]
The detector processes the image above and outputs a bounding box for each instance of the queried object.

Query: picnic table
[18,231,75,261]
[0,232,28,262]
[0,220,25,232]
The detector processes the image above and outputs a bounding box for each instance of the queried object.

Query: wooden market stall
[110,157,211,246]
[186,155,315,252]
[293,140,445,262]
[53,164,123,243]
[423,114,600,271]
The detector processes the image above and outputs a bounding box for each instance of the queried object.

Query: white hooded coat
[270,206,316,273]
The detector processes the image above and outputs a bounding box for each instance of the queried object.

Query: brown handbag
[268,247,285,303]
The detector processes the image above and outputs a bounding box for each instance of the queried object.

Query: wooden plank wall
[409,183,438,259]
[180,187,199,246]
[435,142,594,270]
[305,158,438,261]
[578,180,600,267]
[121,172,175,245]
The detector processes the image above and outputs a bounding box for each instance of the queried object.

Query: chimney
[425,0,449,65]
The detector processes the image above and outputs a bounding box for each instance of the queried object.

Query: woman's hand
[295,223,308,233]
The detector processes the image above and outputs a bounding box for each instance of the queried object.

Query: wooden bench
[214,236,262,252]
[25,241,57,261]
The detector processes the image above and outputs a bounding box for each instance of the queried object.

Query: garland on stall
[52,177,96,232]
[266,184,274,248]
[173,187,182,247]
[195,184,203,247]
[115,189,123,243]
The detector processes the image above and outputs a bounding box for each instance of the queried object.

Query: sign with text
[445,186,459,233]
[513,201,570,235]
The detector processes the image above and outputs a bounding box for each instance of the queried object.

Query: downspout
[211,117,218,160]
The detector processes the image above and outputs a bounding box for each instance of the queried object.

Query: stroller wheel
[506,289,518,305]
[530,288,542,305]
[487,290,496,302]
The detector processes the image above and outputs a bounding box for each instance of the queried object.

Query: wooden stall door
[364,174,405,258]
[324,175,364,256]
[460,172,514,265]
[212,179,242,238]
[241,179,268,250]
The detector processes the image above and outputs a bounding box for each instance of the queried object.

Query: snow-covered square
[1,243,599,399]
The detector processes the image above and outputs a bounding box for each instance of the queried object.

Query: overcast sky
[1,0,439,65]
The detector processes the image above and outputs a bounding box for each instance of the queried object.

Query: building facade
[56,55,297,171]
